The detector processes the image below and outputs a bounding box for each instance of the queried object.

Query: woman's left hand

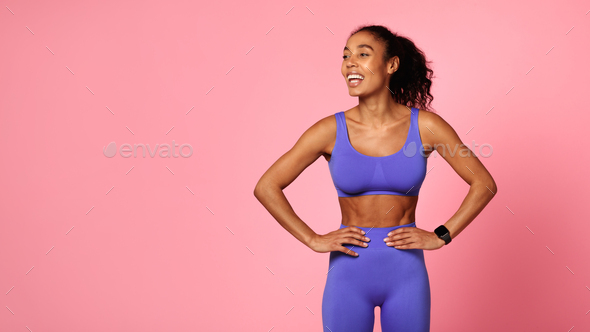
[384,227,446,250]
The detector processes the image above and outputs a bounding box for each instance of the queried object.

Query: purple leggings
[322,222,431,332]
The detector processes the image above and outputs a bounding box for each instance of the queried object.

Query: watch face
[435,226,448,237]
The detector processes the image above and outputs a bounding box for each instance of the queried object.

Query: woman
[254,25,497,332]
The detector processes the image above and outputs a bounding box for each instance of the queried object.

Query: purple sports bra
[328,108,427,197]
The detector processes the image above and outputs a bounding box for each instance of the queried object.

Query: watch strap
[434,225,452,245]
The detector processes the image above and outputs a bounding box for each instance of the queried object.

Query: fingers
[386,237,416,249]
[338,246,359,257]
[385,228,416,249]
[345,226,366,236]
[336,227,370,256]
[387,226,412,237]
[386,233,413,242]
[335,234,369,249]
[352,226,367,235]
[341,228,370,247]
[384,228,412,242]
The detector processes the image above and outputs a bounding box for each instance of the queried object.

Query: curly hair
[348,25,436,112]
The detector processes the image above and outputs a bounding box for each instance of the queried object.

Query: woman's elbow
[486,177,498,195]
[254,181,264,198]
[254,179,273,199]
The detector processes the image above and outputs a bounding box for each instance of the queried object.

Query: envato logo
[103,141,193,158]
[402,140,493,158]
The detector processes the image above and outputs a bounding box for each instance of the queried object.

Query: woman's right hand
[308,226,370,256]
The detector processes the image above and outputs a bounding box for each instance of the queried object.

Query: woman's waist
[338,221,416,250]
[338,195,418,225]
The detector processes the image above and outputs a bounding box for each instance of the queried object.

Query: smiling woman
[341,26,434,111]
[254,24,497,332]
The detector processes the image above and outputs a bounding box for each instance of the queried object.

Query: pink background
[1,0,589,331]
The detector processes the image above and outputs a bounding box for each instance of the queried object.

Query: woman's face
[341,31,397,97]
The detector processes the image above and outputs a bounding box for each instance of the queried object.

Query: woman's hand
[384,227,446,250]
[308,227,370,256]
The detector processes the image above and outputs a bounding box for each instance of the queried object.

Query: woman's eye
[342,54,369,59]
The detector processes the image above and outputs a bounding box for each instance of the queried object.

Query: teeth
[347,74,364,80]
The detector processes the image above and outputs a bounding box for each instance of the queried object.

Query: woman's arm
[253,115,335,248]
[420,110,498,240]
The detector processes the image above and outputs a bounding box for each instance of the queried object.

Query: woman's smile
[348,77,363,87]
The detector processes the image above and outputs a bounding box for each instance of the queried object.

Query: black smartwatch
[434,225,452,245]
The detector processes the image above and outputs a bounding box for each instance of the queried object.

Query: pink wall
[1,0,589,331]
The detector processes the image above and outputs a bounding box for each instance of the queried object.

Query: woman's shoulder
[312,107,353,129]
[416,108,460,147]
[313,106,357,133]
[416,108,446,127]
[289,112,341,159]
[309,111,339,136]
[301,108,354,147]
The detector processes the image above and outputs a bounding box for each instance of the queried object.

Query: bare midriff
[338,194,418,228]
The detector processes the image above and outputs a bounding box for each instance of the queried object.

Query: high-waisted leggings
[322,222,431,332]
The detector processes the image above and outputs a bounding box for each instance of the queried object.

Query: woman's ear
[387,56,399,75]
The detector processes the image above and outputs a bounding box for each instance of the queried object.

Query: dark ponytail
[349,25,435,112]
